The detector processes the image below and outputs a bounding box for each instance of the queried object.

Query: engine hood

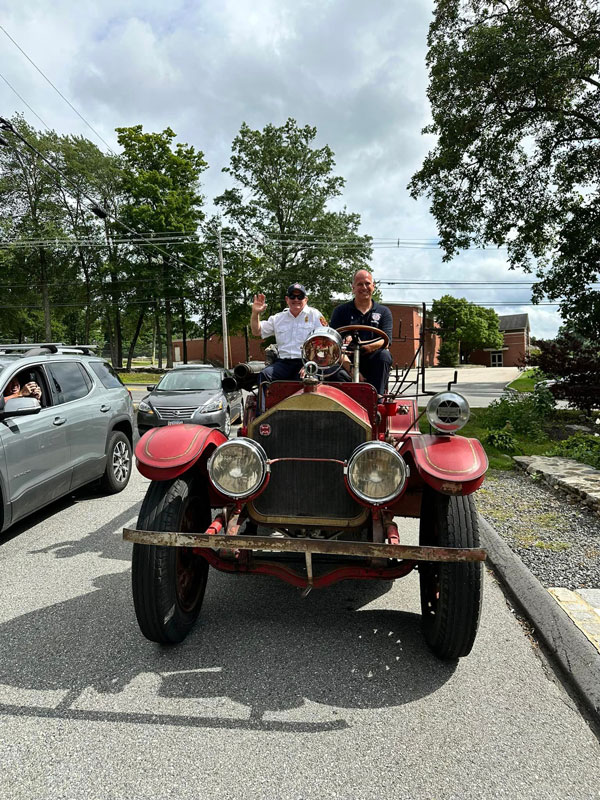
[148,389,221,407]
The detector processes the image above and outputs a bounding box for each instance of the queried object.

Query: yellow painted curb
[548,587,600,653]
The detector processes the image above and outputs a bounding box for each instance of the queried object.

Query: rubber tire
[419,489,483,660]
[131,474,211,644]
[100,430,132,494]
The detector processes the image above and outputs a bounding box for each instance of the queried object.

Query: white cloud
[0,0,563,338]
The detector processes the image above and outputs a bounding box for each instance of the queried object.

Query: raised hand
[252,293,267,314]
[22,382,41,400]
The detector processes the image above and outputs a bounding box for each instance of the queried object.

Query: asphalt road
[389,366,520,408]
[1,469,599,799]
[129,366,520,409]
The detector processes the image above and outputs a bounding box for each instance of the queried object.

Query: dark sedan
[137,366,242,438]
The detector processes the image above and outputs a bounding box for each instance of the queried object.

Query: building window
[490,351,503,367]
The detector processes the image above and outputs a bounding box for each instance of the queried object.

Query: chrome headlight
[138,399,153,413]
[426,391,470,433]
[208,439,268,499]
[346,442,408,504]
[200,399,224,413]
[302,327,343,369]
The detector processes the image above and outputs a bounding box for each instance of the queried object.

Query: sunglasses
[288,293,305,300]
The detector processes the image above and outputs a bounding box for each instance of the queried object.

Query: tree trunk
[155,300,163,369]
[38,248,52,341]
[126,307,146,370]
[181,297,188,364]
[105,309,117,365]
[165,297,173,369]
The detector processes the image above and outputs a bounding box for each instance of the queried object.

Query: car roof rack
[0,343,98,356]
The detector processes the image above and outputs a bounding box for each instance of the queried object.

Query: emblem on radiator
[259,424,271,436]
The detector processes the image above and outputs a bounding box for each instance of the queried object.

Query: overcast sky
[0,0,561,338]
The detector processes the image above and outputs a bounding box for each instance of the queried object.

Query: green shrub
[484,427,517,452]
[484,390,552,441]
[547,432,600,470]
[438,340,458,367]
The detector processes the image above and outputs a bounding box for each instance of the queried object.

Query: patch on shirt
[371,312,381,323]
[319,316,327,326]
[305,315,309,322]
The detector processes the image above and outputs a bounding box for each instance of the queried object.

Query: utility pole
[217,222,229,368]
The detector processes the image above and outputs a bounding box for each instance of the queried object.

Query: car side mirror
[147,385,156,391]
[0,396,42,420]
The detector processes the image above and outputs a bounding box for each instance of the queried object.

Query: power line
[0,70,51,129]
[0,118,209,283]
[0,24,116,154]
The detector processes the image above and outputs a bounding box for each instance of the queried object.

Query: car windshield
[156,370,221,391]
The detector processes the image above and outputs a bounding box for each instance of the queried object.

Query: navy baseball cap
[286,283,307,297]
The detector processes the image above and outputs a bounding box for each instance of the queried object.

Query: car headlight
[426,392,470,433]
[346,442,408,504]
[208,439,269,499]
[200,399,224,413]
[138,400,153,414]
[302,327,343,368]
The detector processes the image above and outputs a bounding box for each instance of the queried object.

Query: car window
[156,370,222,391]
[89,361,124,389]
[46,362,93,404]
[2,366,51,407]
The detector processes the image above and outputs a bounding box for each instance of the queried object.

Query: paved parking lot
[1,469,599,799]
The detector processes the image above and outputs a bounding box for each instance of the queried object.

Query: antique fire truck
[124,323,487,659]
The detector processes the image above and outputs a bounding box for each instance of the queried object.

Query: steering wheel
[336,324,390,350]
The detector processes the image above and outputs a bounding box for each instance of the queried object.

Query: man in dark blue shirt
[329,269,393,395]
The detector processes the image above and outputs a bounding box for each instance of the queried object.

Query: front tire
[131,473,211,644]
[419,489,483,660]
[100,430,132,493]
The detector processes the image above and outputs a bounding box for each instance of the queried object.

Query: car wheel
[418,488,483,660]
[100,431,132,494]
[222,409,231,437]
[131,473,211,644]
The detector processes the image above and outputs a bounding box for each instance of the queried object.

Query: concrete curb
[479,515,600,725]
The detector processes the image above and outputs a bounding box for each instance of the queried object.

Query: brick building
[172,301,440,368]
[469,313,530,368]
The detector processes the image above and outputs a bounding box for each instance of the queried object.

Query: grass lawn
[417,406,581,471]
[120,372,163,384]
[506,368,540,393]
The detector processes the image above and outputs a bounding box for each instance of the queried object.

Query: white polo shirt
[260,306,326,359]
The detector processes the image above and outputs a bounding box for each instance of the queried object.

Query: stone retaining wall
[513,455,600,515]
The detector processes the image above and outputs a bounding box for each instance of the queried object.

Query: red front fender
[135,424,228,481]
[403,434,488,495]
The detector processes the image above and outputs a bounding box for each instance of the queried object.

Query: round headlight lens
[301,327,343,368]
[426,392,470,432]
[208,439,268,499]
[346,442,408,503]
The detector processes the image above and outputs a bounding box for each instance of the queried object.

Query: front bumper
[123,527,487,563]
[137,407,227,433]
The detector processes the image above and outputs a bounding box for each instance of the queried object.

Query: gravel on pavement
[475,468,600,591]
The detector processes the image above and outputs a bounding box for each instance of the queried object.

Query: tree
[215,119,372,316]
[409,1,600,336]
[116,125,207,368]
[432,295,503,365]
[529,330,600,413]
[0,114,72,341]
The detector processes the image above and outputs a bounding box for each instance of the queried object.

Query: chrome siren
[426,392,470,433]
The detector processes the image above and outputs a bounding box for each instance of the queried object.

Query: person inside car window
[330,269,393,395]
[3,377,42,402]
[251,282,327,387]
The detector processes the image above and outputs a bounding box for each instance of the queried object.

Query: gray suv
[0,344,135,532]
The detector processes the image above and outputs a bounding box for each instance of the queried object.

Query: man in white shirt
[250,282,327,387]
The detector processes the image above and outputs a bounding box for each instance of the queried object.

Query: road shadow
[0,563,456,732]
